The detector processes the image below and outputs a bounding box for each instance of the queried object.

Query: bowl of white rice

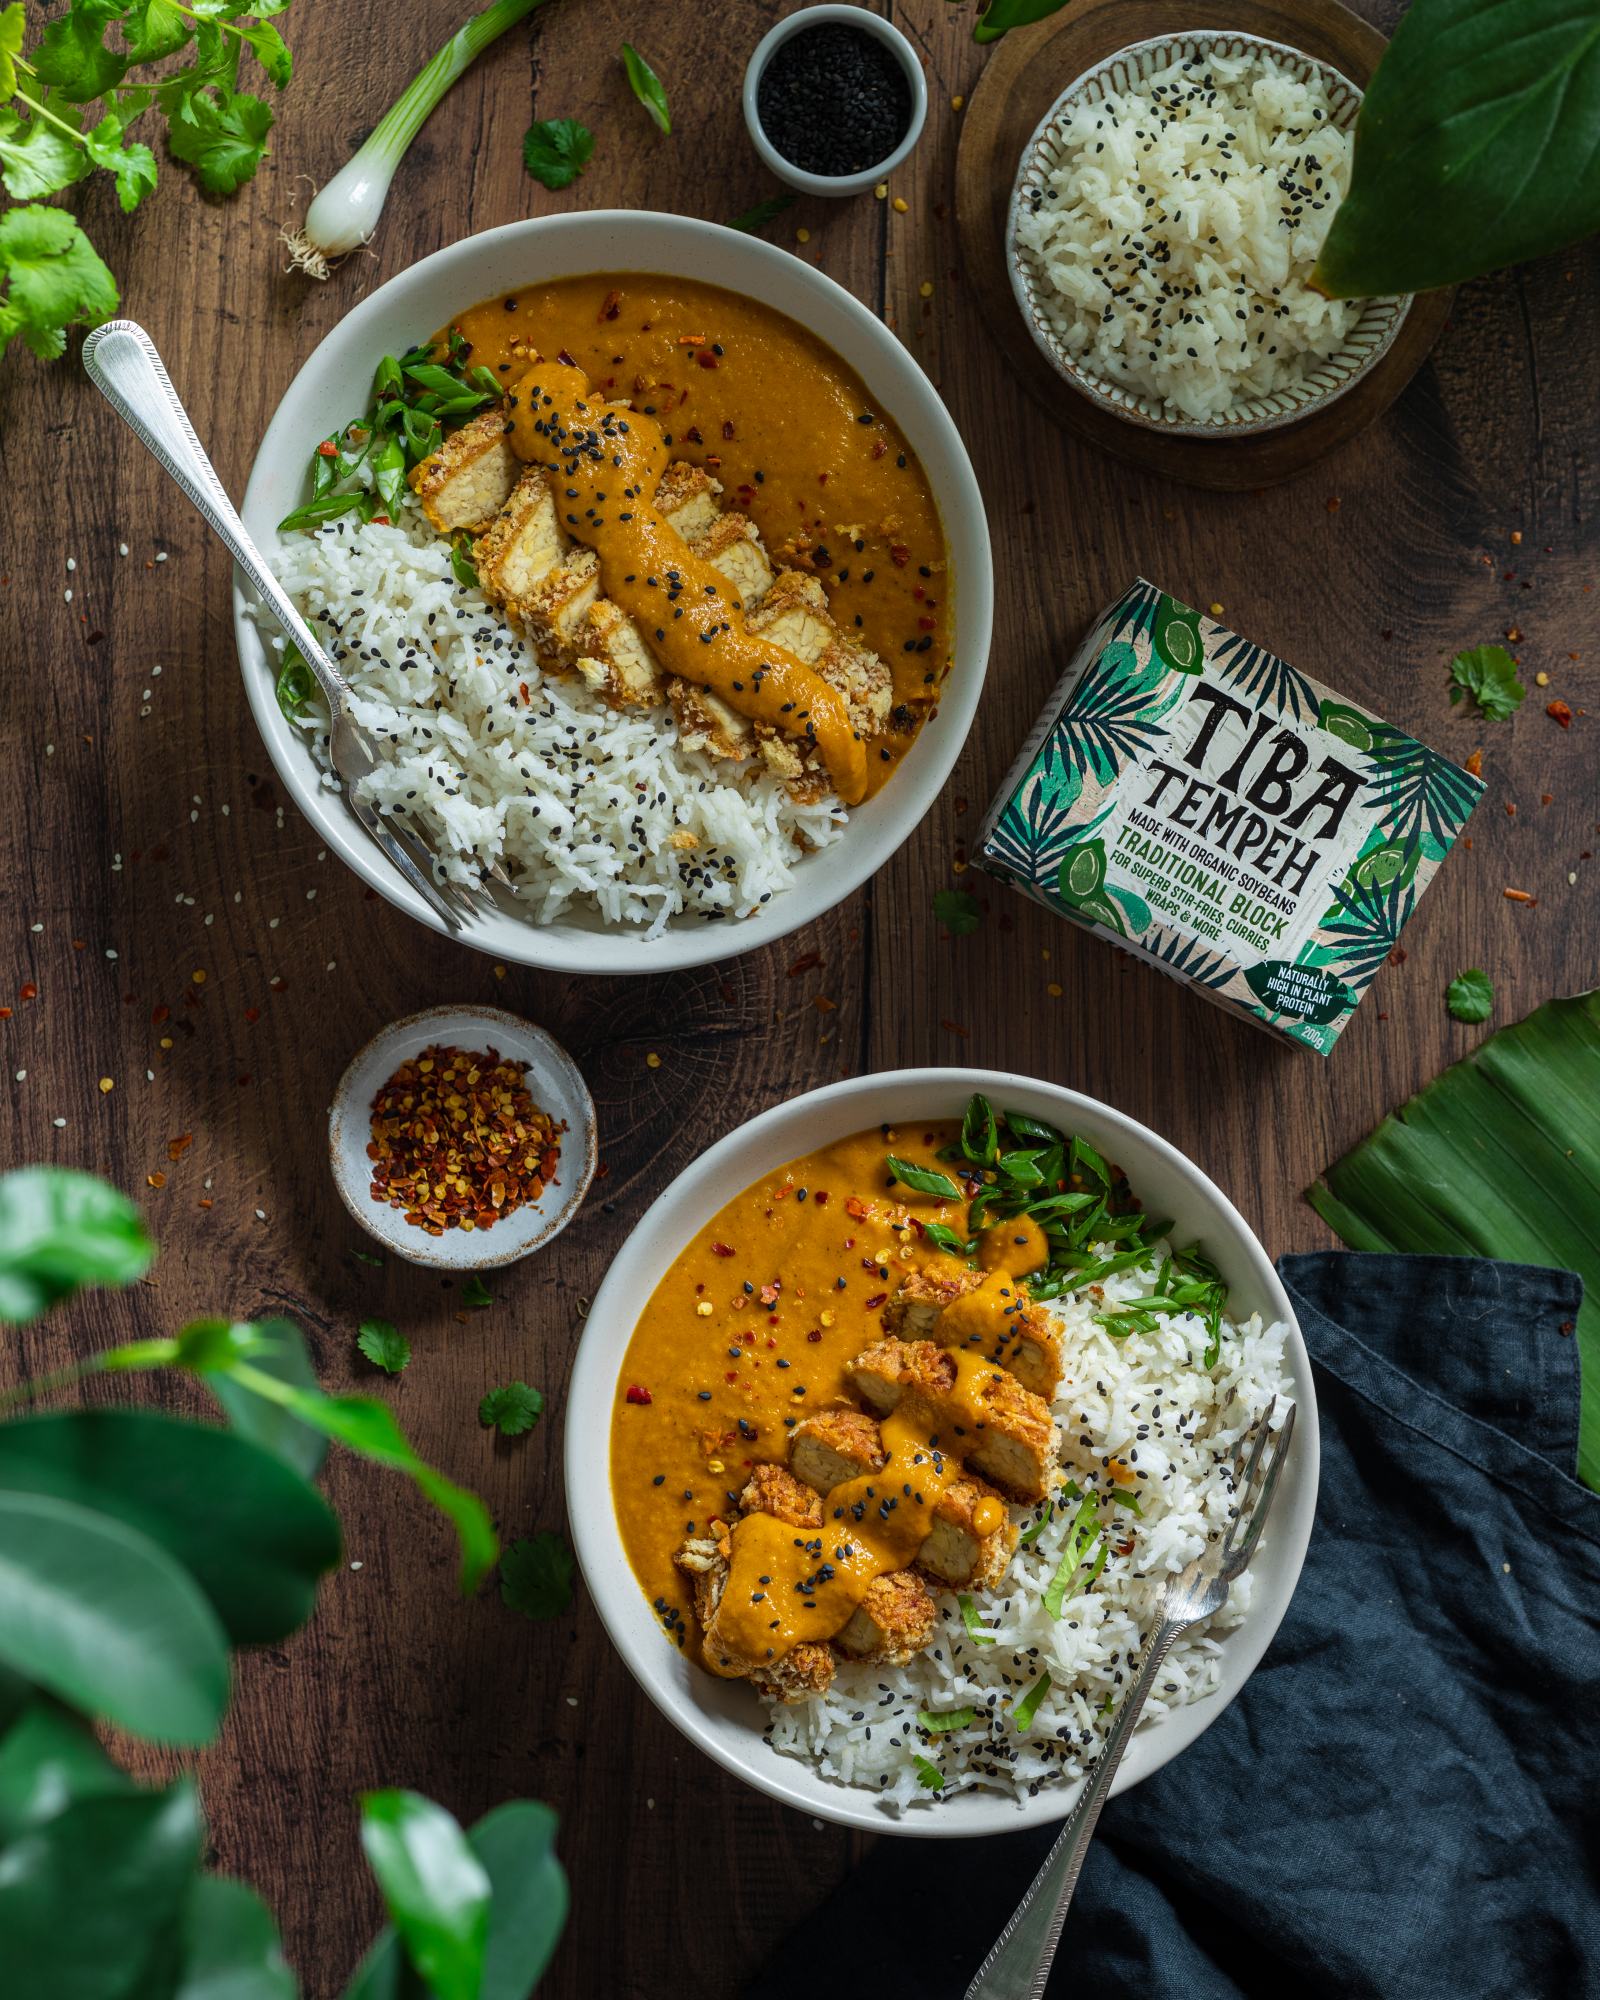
[567,1068,1319,1834]
[1007,35,1409,434]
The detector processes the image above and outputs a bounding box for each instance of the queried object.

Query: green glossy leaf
[912,1753,945,1791]
[0,1693,132,1842]
[461,1275,494,1309]
[344,1800,568,2000]
[0,1781,202,2000]
[0,1490,230,1743]
[727,191,794,233]
[0,2,21,98]
[202,1317,328,1479]
[359,1790,490,2000]
[223,1359,498,1593]
[0,1167,153,1323]
[499,1533,573,1620]
[0,1409,340,1644]
[175,1875,296,2000]
[621,43,671,134]
[1315,0,1600,298]
[124,0,192,64]
[85,114,159,212]
[1308,990,1600,1487]
[162,87,274,194]
[237,19,291,88]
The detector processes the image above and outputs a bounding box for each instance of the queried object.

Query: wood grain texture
[0,2,1595,1995]
[955,0,1456,489]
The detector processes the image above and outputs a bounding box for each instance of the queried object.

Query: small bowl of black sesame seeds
[743,4,928,198]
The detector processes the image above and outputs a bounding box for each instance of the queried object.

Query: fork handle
[965,1616,1182,2000]
[81,320,348,716]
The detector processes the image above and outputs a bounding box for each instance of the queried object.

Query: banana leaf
[1307,990,1600,1491]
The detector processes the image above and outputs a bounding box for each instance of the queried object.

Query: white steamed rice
[1016,50,1358,420]
[267,500,846,937]
[766,1243,1292,1813]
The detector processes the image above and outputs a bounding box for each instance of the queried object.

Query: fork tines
[1220,1399,1296,1577]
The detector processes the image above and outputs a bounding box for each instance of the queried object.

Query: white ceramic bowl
[328,1003,596,1270]
[566,1068,1319,1834]
[234,212,991,973]
[1007,33,1411,437]
[742,4,929,198]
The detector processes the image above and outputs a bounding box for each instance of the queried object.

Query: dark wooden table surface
[2,2,1595,1994]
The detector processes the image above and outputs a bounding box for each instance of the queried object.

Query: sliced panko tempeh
[575,597,666,709]
[671,680,756,762]
[846,1337,1060,1504]
[516,548,602,665]
[835,1568,939,1667]
[655,460,724,541]
[789,1409,1016,1592]
[890,1259,1065,1402]
[693,511,775,610]
[673,1526,835,1702]
[472,468,564,608]
[409,408,519,534]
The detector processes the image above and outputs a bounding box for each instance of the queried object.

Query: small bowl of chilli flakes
[601,1087,1301,1816]
[328,1004,597,1269]
[1007,34,1409,434]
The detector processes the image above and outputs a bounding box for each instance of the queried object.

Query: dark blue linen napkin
[748,1254,1600,2000]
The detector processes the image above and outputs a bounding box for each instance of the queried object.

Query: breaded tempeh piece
[409,409,519,534]
[790,1410,1016,1592]
[890,1261,1065,1401]
[473,468,564,608]
[885,1257,985,1337]
[846,1337,1059,1503]
[835,1569,938,1666]
[674,1527,836,1702]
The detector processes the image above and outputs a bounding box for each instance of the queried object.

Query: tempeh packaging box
[977,579,1484,1054]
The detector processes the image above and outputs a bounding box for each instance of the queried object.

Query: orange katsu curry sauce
[449,274,952,797]
[610,1123,1049,1669]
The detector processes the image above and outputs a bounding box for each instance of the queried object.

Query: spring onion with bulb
[282,0,548,278]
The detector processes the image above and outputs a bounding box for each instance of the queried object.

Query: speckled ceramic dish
[1006,32,1411,437]
[328,1004,596,1269]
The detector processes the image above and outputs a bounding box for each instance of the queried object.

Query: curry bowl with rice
[568,1070,1318,1832]
[235,212,991,971]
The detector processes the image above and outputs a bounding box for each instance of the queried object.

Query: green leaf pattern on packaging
[977,580,1484,1054]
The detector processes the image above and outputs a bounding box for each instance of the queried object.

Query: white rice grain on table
[268,503,847,938]
[765,1245,1293,1813]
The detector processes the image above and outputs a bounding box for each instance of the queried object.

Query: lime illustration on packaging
[976,579,1484,1053]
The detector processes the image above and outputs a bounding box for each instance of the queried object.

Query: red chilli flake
[864,1293,888,1310]
[1548,700,1574,728]
[710,1241,736,1258]
[366,1042,564,1238]
[625,1384,653,1405]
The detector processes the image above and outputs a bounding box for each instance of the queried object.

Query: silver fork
[966,1398,1296,2000]
[81,318,495,937]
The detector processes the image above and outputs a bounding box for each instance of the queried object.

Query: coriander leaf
[1448,644,1525,722]
[0,103,93,201]
[885,1157,963,1202]
[917,1704,976,1733]
[0,3,25,98]
[123,0,191,65]
[0,203,119,360]
[85,115,158,213]
[162,88,274,194]
[934,887,981,936]
[31,0,130,104]
[1012,1671,1052,1733]
[351,1248,384,1268]
[728,192,794,233]
[478,1382,545,1437]
[912,1753,945,1792]
[957,1593,996,1645]
[621,43,671,134]
[499,1532,573,1620]
[522,118,593,191]
[237,19,292,89]
[1446,968,1494,1024]
[461,1275,494,1308]
[357,1318,410,1375]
